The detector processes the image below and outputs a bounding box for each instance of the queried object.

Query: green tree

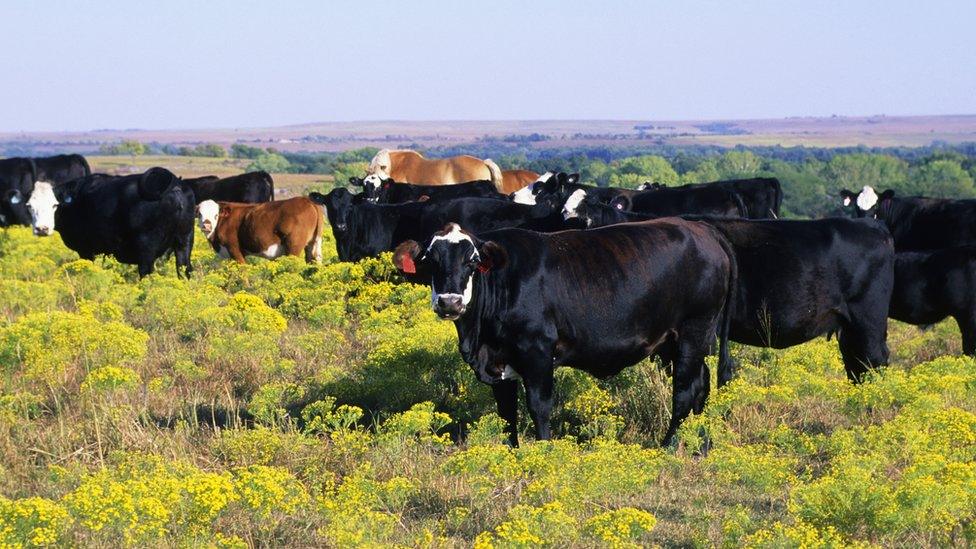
[331,162,368,187]
[681,159,721,184]
[246,153,291,173]
[716,151,762,178]
[98,139,146,156]
[231,144,265,159]
[826,154,908,194]
[192,144,227,158]
[908,160,975,198]
[613,155,678,187]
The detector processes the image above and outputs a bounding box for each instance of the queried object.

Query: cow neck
[454,269,508,362]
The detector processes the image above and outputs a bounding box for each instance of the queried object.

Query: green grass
[0,225,974,547]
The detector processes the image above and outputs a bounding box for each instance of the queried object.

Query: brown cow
[196,197,323,264]
[500,169,539,194]
[368,149,504,191]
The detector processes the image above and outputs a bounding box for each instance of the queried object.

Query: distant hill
[2,115,975,156]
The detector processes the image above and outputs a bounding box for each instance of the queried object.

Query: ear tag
[843,197,851,207]
[401,255,416,274]
[615,202,624,210]
[9,195,21,204]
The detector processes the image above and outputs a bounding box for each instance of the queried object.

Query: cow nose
[34,226,51,236]
[435,295,464,317]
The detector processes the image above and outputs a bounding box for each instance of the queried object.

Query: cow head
[361,174,393,203]
[840,186,893,218]
[510,172,553,205]
[367,149,392,179]
[26,181,58,236]
[196,199,221,239]
[393,223,507,320]
[320,187,355,234]
[561,189,589,223]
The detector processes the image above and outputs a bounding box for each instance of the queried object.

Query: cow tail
[770,177,783,218]
[79,155,92,177]
[262,171,275,201]
[715,230,738,386]
[485,159,504,193]
[732,191,748,218]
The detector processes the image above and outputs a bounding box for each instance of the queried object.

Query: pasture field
[85,155,331,198]
[0,224,975,547]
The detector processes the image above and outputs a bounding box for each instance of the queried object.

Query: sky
[1,0,974,131]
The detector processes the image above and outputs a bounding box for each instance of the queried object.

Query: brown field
[86,155,332,198]
[5,114,975,156]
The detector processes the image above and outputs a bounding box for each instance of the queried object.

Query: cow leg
[491,381,520,447]
[522,368,555,442]
[840,299,890,382]
[137,259,155,278]
[662,331,711,447]
[305,236,323,264]
[957,313,976,357]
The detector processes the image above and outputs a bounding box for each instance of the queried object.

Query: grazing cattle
[196,197,323,264]
[611,185,747,218]
[840,186,976,250]
[310,189,567,262]
[32,154,91,184]
[184,171,274,204]
[700,217,894,383]
[367,149,503,191]
[392,221,735,446]
[889,248,976,356]
[511,172,637,206]
[640,178,782,219]
[43,168,196,277]
[351,175,500,203]
[0,157,36,226]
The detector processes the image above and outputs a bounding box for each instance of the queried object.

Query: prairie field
[0,223,974,548]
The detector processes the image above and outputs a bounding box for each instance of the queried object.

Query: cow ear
[565,173,580,185]
[7,189,22,204]
[611,195,631,211]
[477,241,508,272]
[349,177,364,187]
[839,189,857,207]
[393,240,422,274]
[879,189,895,200]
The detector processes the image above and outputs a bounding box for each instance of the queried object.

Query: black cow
[640,178,782,219]
[48,168,196,277]
[185,171,274,204]
[512,172,639,207]
[32,154,91,184]
[698,217,894,383]
[349,175,501,203]
[609,185,747,218]
[392,221,735,446]
[311,189,569,262]
[840,186,976,250]
[0,157,37,226]
[570,206,895,382]
[890,247,976,356]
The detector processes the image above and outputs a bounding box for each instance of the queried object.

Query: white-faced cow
[196,197,323,264]
[392,221,736,447]
[840,185,976,250]
[37,168,196,278]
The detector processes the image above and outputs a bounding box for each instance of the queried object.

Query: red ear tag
[477,262,490,273]
[401,255,416,274]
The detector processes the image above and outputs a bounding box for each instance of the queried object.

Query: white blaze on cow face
[427,223,480,318]
[196,200,220,239]
[27,181,58,236]
[368,149,392,179]
[856,185,879,212]
[511,171,553,205]
[561,189,587,220]
[362,174,384,202]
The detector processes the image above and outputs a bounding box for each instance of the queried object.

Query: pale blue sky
[1,0,974,131]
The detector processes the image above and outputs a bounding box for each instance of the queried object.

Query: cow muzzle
[33,225,52,237]
[434,294,465,319]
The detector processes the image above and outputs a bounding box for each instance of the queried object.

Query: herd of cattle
[2,149,975,446]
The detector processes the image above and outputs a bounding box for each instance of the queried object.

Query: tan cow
[197,197,323,264]
[500,169,539,194]
[367,149,505,191]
